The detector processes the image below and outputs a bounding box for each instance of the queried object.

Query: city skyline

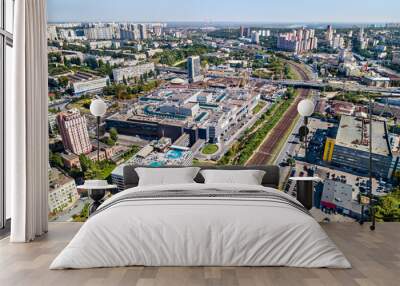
[47,0,400,23]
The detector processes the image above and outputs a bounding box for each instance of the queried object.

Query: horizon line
[47,20,398,24]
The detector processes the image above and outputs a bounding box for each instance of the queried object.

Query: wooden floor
[0,222,399,286]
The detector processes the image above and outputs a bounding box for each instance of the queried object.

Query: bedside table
[78,180,118,215]
[289,177,321,210]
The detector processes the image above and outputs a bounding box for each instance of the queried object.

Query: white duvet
[50,183,351,269]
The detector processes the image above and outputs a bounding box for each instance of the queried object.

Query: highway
[252,78,400,95]
[208,73,400,95]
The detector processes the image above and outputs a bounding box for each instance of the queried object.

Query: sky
[47,0,400,23]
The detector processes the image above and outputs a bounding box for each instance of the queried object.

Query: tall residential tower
[57,109,92,155]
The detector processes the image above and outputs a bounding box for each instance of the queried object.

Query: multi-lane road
[252,78,400,94]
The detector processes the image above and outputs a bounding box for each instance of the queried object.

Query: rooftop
[335,115,390,156]
[49,169,75,191]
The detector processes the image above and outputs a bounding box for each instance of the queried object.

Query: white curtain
[7,0,48,242]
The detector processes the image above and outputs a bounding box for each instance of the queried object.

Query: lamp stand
[299,117,309,161]
[368,97,375,231]
[304,117,308,160]
[97,116,100,162]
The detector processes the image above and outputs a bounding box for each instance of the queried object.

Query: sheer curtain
[7,0,48,242]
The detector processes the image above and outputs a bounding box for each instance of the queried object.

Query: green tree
[49,152,64,168]
[58,76,69,88]
[109,127,118,142]
[84,57,99,70]
[79,154,92,173]
[70,57,82,66]
[106,137,116,146]
[375,190,400,222]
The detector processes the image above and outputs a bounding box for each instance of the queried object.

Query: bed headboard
[123,165,280,189]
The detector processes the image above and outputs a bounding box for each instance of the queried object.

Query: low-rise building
[320,179,362,219]
[61,153,81,169]
[48,169,80,215]
[68,71,109,96]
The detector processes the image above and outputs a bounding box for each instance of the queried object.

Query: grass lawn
[202,144,219,155]
[252,101,266,114]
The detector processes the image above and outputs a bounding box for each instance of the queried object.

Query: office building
[57,109,92,155]
[331,115,392,179]
[187,56,202,83]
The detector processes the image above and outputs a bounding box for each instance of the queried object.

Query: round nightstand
[78,180,118,215]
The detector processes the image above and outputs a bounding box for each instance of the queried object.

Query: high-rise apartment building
[120,24,140,41]
[251,31,260,44]
[240,26,244,37]
[139,24,148,40]
[358,27,364,41]
[326,25,334,42]
[153,25,163,37]
[187,56,202,83]
[244,27,252,38]
[332,34,345,49]
[57,109,92,155]
[277,28,318,54]
[84,26,114,40]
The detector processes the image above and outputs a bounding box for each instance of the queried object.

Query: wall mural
[47,3,400,223]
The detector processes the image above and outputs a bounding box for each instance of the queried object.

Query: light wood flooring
[0,222,399,286]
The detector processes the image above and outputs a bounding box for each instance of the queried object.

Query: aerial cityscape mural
[47,1,400,223]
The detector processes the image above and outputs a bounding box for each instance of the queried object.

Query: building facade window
[0,0,14,230]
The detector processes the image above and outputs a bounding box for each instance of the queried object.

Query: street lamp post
[90,99,107,161]
[297,99,315,160]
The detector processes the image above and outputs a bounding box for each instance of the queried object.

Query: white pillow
[136,167,200,186]
[200,169,266,185]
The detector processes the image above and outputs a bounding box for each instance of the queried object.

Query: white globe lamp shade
[297,99,315,117]
[90,99,107,117]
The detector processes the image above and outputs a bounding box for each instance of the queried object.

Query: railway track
[246,62,311,166]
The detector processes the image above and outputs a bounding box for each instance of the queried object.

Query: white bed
[50,183,351,269]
